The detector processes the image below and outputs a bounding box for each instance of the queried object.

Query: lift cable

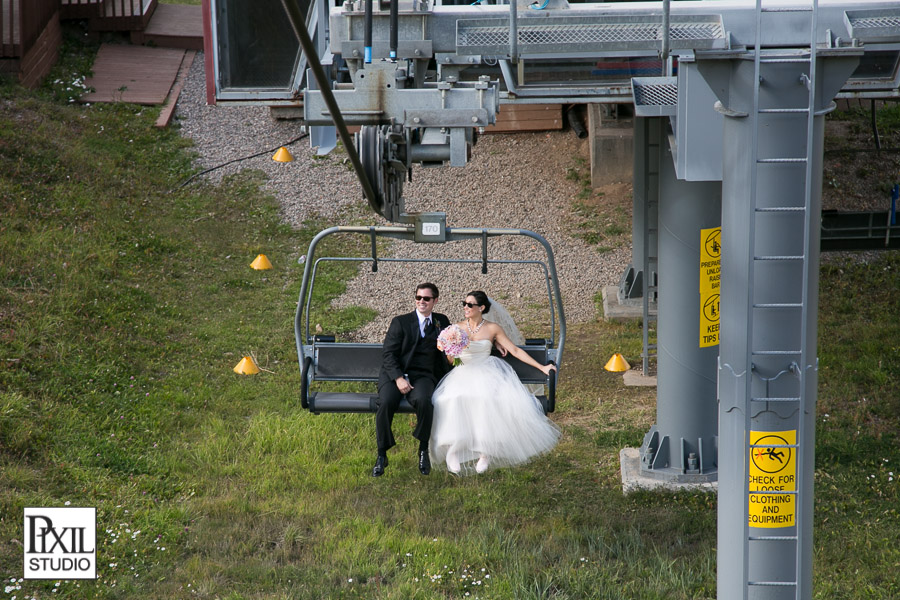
[172,132,308,191]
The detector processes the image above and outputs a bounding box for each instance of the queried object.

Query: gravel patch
[174,54,632,342]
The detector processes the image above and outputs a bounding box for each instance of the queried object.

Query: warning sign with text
[748,430,797,529]
[699,227,721,294]
[699,227,721,348]
[699,293,719,348]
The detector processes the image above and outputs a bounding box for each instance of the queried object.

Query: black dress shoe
[372,455,388,477]
[418,450,431,475]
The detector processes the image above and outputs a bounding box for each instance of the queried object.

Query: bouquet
[437,324,469,366]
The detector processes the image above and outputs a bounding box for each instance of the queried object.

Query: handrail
[509,0,518,64]
[294,225,566,379]
[303,256,555,344]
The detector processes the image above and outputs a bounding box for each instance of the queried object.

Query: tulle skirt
[430,356,561,475]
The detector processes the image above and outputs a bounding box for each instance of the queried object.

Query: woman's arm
[491,324,557,375]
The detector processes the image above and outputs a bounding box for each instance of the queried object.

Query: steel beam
[639,120,721,482]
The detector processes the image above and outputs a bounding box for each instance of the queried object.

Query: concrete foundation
[601,285,656,322]
[620,448,717,494]
[623,370,657,387]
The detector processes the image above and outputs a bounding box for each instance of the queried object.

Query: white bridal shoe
[475,456,490,474]
[446,452,461,475]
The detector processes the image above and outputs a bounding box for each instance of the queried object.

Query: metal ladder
[744,0,818,597]
[641,120,660,377]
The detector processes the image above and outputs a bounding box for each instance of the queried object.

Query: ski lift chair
[295,224,565,415]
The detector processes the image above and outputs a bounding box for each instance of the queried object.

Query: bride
[430,290,561,475]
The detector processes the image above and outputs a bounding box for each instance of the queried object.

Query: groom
[373,282,451,477]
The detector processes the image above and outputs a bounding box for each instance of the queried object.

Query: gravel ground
[174,54,631,342]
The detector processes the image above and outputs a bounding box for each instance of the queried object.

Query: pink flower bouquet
[437,324,469,366]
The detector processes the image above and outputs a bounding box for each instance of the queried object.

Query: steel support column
[699,49,860,599]
[638,122,721,482]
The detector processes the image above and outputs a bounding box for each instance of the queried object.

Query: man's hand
[395,376,413,395]
[494,341,508,357]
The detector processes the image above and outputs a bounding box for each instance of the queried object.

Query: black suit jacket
[378,311,452,388]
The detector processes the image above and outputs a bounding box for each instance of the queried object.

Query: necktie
[423,318,434,337]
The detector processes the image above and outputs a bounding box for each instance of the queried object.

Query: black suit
[376,311,452,452]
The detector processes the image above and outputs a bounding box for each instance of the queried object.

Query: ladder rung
[749,535,798,541]
[758,157,808,164]
[753,303,802,308]
[750,396,801,402]
[755,207,806,213]
[758,107,810,114]
[754,255,805,261]
[752,350,801,355]
[748,581,798,587]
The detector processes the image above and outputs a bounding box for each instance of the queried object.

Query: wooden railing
[1,0,57,58]
[63,0,148,19]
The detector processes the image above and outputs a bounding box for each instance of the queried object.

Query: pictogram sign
[748,430,797,528]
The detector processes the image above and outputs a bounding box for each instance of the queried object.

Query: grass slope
[1,25,898,600]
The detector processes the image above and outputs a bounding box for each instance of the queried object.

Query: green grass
[1,28,899,600]
[565,158,630,254]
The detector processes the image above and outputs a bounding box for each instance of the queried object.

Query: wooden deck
[82,43,185,104]
[133,3,203,50]
[3,0,201,90]
[77,2,202,123]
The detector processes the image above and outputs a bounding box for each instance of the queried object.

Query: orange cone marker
[604,353,631,372]
[233,356,260,375]
[250,254,273,270]
[272,147,294,162]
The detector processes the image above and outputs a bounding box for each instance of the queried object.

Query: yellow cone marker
[250,254,273,270]
[233,356,260,375]
[272,146,294,162]
[604,353,630,372]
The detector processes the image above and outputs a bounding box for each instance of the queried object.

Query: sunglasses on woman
[461,301,479,308]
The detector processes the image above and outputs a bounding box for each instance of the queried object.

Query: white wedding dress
[430,339,561,475]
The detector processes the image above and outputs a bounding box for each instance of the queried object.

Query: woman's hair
[466,290,491,314]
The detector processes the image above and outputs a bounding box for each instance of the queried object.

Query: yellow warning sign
[748,430,797,529]
[699,292,719,348]
[699,227,721,294]
[699,227,721,348]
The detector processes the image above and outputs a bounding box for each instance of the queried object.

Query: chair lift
[294,222,566,415]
